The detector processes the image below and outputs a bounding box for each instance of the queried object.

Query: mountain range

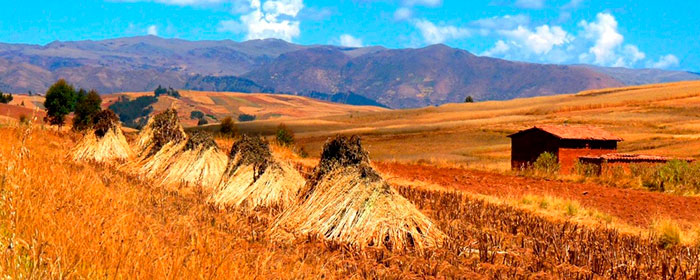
[1,35,698,108]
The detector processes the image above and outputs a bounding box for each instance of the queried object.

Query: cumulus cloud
[218,0,303,42]
[514,0,545,9]
[394,7,412,21]
[486,24,571,57]
[471,14,530,35]
[413,19,471,44]
[339,34,364,47]
[647,54,679,69]
[147,25,158,35]
[479,12,670,68]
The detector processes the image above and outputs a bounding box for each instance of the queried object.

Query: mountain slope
[581,65,700,85]
[244,44,623,108]
[0,36,696,108]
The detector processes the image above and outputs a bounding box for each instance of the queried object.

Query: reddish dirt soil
[375,162,700,227]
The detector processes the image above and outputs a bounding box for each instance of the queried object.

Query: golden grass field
[2,81,700,278]
[2,122,700,278]
[223,81,700,170]
[101,90,387,127]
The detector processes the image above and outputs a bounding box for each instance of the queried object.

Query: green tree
[197,118,208,126]
[44,79,77,127]
[219,116,237,137]
[275,123,294,146]
[0,90,12,104]
[72,89,103,131]
[464,96,474,103]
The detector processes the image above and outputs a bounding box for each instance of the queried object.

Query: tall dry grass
[1,125,700,278]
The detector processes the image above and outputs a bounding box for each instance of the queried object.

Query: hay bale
[71,109,132,163]
[154,130,227,193]
[134,108,186,157]
[269,135,445,251]
[209,135,305,211]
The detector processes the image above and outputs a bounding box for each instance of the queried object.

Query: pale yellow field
[228,81,700,170]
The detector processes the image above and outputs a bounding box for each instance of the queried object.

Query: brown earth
[375,161,700,228]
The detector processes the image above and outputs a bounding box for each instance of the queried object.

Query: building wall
[510,130,560,170]
[559,148,616,174]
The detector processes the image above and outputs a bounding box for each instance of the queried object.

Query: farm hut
[508,125,623,173]
[578,153,695,175]
[72,109,132,163]
[269,135,445,251]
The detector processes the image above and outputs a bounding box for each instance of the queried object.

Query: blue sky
[2,0,698,71]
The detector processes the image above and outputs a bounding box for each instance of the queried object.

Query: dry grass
[3,125,700,278]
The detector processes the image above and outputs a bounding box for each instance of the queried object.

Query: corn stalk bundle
[269,135,445,251]
[71,110,132,163]
[209,135,305,211]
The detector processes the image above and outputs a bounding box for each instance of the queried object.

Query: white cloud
[394,7,412,21]
[562,0,584,9]
[483,40,510,56]
[647,54,679,69]
[414,19,471,44]
[471,14,529,34]
[147,25,158,36]
[498,25,572,55]
[514,0,545,9]
[218,0,303,42]
[579,13,623,65]
[339,34,363,47]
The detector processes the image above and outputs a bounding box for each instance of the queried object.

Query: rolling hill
[0,36,698,108]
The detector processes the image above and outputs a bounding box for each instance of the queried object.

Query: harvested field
[1,126,700,278]
[376,162,700,228]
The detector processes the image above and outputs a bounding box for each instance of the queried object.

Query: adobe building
[578,153,694,174]
[508,125,623,173]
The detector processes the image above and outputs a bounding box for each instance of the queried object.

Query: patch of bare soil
[375,162,700,227]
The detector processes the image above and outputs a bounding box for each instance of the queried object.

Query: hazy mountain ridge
[0,36,697,108]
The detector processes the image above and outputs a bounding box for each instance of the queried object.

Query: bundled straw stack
[130,109,187,179]
[209,135,305,211]
[269,135,445,251]
[156,130,227,193]
[72,109,132,163]
[129,109,227,192]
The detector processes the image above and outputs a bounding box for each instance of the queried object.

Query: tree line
[43,79,104,131]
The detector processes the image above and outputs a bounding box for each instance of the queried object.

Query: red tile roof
[579,153,695,163]
[508,125,624,141]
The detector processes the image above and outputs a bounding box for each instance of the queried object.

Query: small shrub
[275,123,294,146]
[565,201,580,216]
[18,114,28,125]
[219,116,237,137]
[298,146,309,158]
[651,219,682,249]
[197,118,208,126]
[573,161,599,177]
[190,110,204,120]
[464,96,474,103]
[532,152,559,177]
[238,114,256,122]
[0,91,12,104]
